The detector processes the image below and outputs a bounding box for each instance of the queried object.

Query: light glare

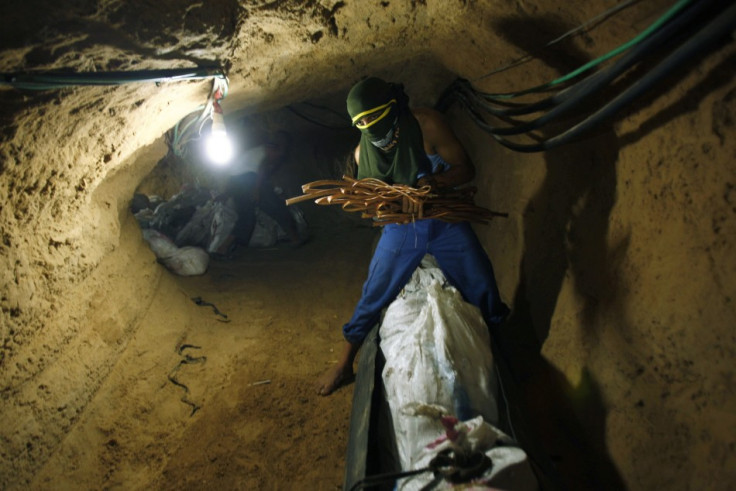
[205,114,233,165]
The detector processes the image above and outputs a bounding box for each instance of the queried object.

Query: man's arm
[413,108,475,189]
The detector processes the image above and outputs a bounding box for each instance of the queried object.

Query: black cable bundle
[441,0,735,153]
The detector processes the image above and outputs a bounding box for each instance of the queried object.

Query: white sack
[380,256,498,470]
[143,229,209,276]
[160,246,209,276]
[379,255,536,490]
[142,228,178,258]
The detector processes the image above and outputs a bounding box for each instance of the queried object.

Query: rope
[285,176,508,226]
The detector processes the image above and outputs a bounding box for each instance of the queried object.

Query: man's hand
[416,175,438,190]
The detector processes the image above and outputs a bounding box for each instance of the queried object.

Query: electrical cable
[479,0,695,100]
[450,79,558,117]
[3,62,231,161]
[1,66,226,90]
[168,75,229,158]
[468,0,704,115]
[0,60,233,160]
[1,57,231,163]
[286,104,351,130]
[348,467,431,491]
[433,0,697,116]
[452,0,703,120]
[455,0,717,134]
[483,1,736,152]
[472,0,644,81]
[302,100,351,122]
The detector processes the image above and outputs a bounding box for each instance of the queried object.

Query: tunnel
[1,0,735,489]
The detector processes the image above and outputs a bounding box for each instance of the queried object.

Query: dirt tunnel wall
[1,0,735,488]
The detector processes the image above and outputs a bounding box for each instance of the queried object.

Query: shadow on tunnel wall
[488,15,626,491]
[615,50,736,149]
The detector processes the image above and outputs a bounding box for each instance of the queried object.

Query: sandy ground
[29,212,378,489]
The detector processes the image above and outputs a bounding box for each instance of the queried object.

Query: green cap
[346,77,393,121]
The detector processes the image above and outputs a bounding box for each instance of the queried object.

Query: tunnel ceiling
[2,0,671,112]
[3,0,643,271]
[1,1,472,109]
[0,0,681,202]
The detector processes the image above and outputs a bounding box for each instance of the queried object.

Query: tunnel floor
[30,215,379,488]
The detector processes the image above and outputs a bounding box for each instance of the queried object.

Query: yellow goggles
[351,99,397,129]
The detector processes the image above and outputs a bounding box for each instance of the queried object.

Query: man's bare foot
[316,364,354,396]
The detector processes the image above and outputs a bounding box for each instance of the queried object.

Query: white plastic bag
[380,256,498,472]
[159,246,209,276]
[399,412,538,491]
[142,228,178,257]
[379,255,536,490]
[142,229,209,276]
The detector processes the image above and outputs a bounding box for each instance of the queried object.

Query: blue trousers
[343,219,509,344]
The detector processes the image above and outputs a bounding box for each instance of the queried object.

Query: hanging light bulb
[205,98,233,165]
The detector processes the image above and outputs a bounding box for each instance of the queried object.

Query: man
[317,77,509,396]
[218,131,305,252]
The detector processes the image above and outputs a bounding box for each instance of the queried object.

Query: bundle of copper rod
[285,176,508,226]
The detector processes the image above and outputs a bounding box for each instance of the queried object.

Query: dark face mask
[367,116,398,149]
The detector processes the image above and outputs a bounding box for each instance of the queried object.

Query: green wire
[473,0,643,81]
[481,0,694,100]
